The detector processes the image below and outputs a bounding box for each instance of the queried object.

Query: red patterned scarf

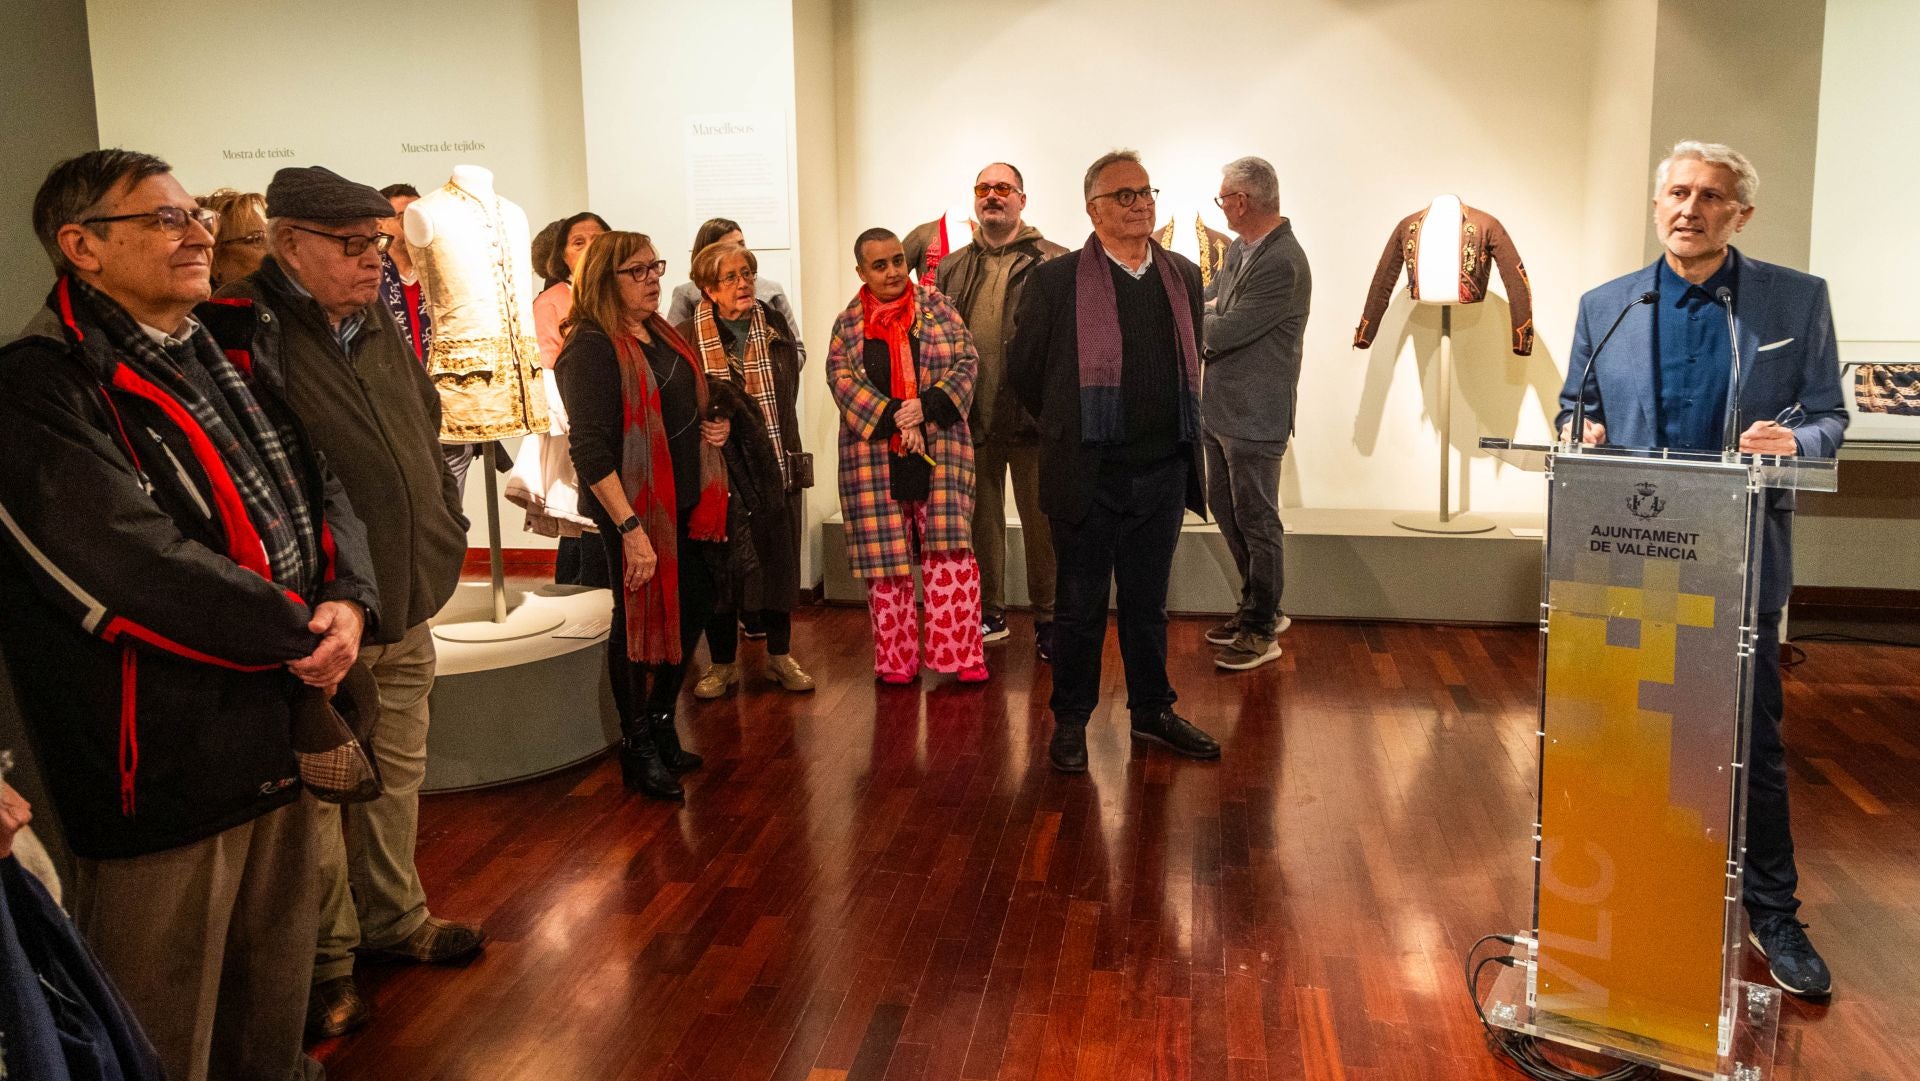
[614,315,728,663]
[860,286,918,456]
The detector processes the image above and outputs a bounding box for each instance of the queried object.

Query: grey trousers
[972,436,1056,623]
[1202,429,1288,636]
[313,620,436,982]
[73,799,323,1081]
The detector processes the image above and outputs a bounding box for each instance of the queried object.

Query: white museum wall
[833,0,1661,516]
[85,0,593,553]
[574,0,823,579]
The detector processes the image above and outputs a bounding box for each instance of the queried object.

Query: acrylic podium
[1477,437,1837,1080]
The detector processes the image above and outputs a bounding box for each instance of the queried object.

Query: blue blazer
[1554,248,1848,612]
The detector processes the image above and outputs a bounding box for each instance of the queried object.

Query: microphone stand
[1716,285,1744,458]
[1566,291,1656,453]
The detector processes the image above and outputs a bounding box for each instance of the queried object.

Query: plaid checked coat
[828,285,977,579]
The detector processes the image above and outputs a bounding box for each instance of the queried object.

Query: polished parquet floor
[316,609,1920,1081]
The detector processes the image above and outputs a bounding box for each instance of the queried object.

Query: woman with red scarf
[557,232,731,800]
[827,228,988,684]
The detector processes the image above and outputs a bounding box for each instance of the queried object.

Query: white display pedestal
[433,463,565,643]
[1395,304,1496,535]
[422,581,619,792]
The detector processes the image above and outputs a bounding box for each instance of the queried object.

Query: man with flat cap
[203,165,482,1039]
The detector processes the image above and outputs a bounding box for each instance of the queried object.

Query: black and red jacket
[0,280,379,859]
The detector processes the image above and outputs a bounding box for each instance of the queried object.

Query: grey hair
[1221,156,1280,215]
[266,218,297,257]
[1655,140,1759,205]
[1083,149,1142,200]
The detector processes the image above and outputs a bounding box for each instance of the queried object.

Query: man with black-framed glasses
[206,165,480,1041]
[3,148,381,1081]
[929,163,1067,659]
[1009,149,1217,774]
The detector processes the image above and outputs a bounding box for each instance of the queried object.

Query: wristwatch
[617,514,642,536]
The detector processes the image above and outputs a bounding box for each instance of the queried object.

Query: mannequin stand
[1394,305,1495,535]
[433,448,565,644]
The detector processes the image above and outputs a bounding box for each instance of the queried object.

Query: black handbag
[290,662,383,804]
[787,450,814,490]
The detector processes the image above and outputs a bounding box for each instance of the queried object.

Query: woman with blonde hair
[198,188,268,289]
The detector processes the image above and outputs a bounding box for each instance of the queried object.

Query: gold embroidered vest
[410,182,549,441]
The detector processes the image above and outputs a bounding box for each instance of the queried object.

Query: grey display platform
[822,507,1547,624]
[423,581,619,793]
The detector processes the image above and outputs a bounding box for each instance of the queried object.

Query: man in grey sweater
[1201,157,1311,671]
[928,163,1067,658]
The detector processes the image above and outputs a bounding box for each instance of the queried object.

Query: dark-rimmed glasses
[974,182,1021,198]
[217,232,268,249]
[80,205,219,240]
[287,224,393,257]
[1091,186,1158,208]
[717,268,757,288]
[617,260,669,282]
[1213,191,1247,209]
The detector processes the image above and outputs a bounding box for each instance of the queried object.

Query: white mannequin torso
[1414,194,1464,305]
[404,165,497,247]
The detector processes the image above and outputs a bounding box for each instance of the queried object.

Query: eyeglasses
[616,260,669,282]
[1213,191,1247,209]
[1091,186,1158,208]
[80,205,219,240]
[216,232,267,249]
[287,224,393,257]
[717,269,758,288]
[973,182,1022,198]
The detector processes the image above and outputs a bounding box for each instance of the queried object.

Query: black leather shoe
[619,722,684,800]
[306,974,371,1041]
[1048,723,1088,773]
[648,710,704,774]
[1130,708,1221,759]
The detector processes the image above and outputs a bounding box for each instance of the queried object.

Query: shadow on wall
[1351,290,1563,511]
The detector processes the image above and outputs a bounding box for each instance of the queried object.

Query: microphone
[1566,290,1656,450]
[1716,285,1744,456]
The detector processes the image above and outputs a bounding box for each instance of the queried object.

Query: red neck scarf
[612,315,728,664]
[860,285,917,456]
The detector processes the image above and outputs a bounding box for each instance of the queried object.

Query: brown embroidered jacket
[1353,204,1534,355]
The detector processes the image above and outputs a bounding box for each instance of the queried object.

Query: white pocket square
[1757,338,1794,352]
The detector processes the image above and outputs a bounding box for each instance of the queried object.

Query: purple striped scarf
[1074,232,1200,445]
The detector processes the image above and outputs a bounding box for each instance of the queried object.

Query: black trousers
[596,519,720,722]
[556,534,611,588]
[1047,454,1187,726]
[706,609,792,661]
[1743,610,1798,918]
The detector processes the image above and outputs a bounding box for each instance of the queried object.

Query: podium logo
[1627,481,1665,520]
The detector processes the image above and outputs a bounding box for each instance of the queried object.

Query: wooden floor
[315,609,1920,1081]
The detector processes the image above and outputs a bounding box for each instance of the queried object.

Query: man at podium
[1555,140,1848,999]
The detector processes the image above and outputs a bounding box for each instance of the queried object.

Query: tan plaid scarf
[693,299,790,486]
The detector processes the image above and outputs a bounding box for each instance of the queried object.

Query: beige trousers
[971,437,1055,623]
[313,620,436,982]
[73,798,322,1081]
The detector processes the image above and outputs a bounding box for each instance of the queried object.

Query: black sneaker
[1035,621,1053,665]
[982,614,1010,643]
[1747,913,1831,999]
[1048,722,1088,773]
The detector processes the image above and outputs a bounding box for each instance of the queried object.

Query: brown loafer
[306,974,371,1041]
[356,916,487,965]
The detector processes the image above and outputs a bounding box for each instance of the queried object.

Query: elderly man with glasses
[0,149,380,1081]
[1008,149,1217,774]
[927,163,1068,658]
[207,165,481,1040]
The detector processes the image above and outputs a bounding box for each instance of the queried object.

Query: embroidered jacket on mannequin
[1353,203,1535,355]
[408,178,550,440]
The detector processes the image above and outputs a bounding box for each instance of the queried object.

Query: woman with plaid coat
[828,228,988,683]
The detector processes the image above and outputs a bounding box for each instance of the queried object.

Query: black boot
[649,709,704,774]
[619,719,683,800]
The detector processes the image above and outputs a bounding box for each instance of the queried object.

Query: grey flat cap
[266,166,394,222]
